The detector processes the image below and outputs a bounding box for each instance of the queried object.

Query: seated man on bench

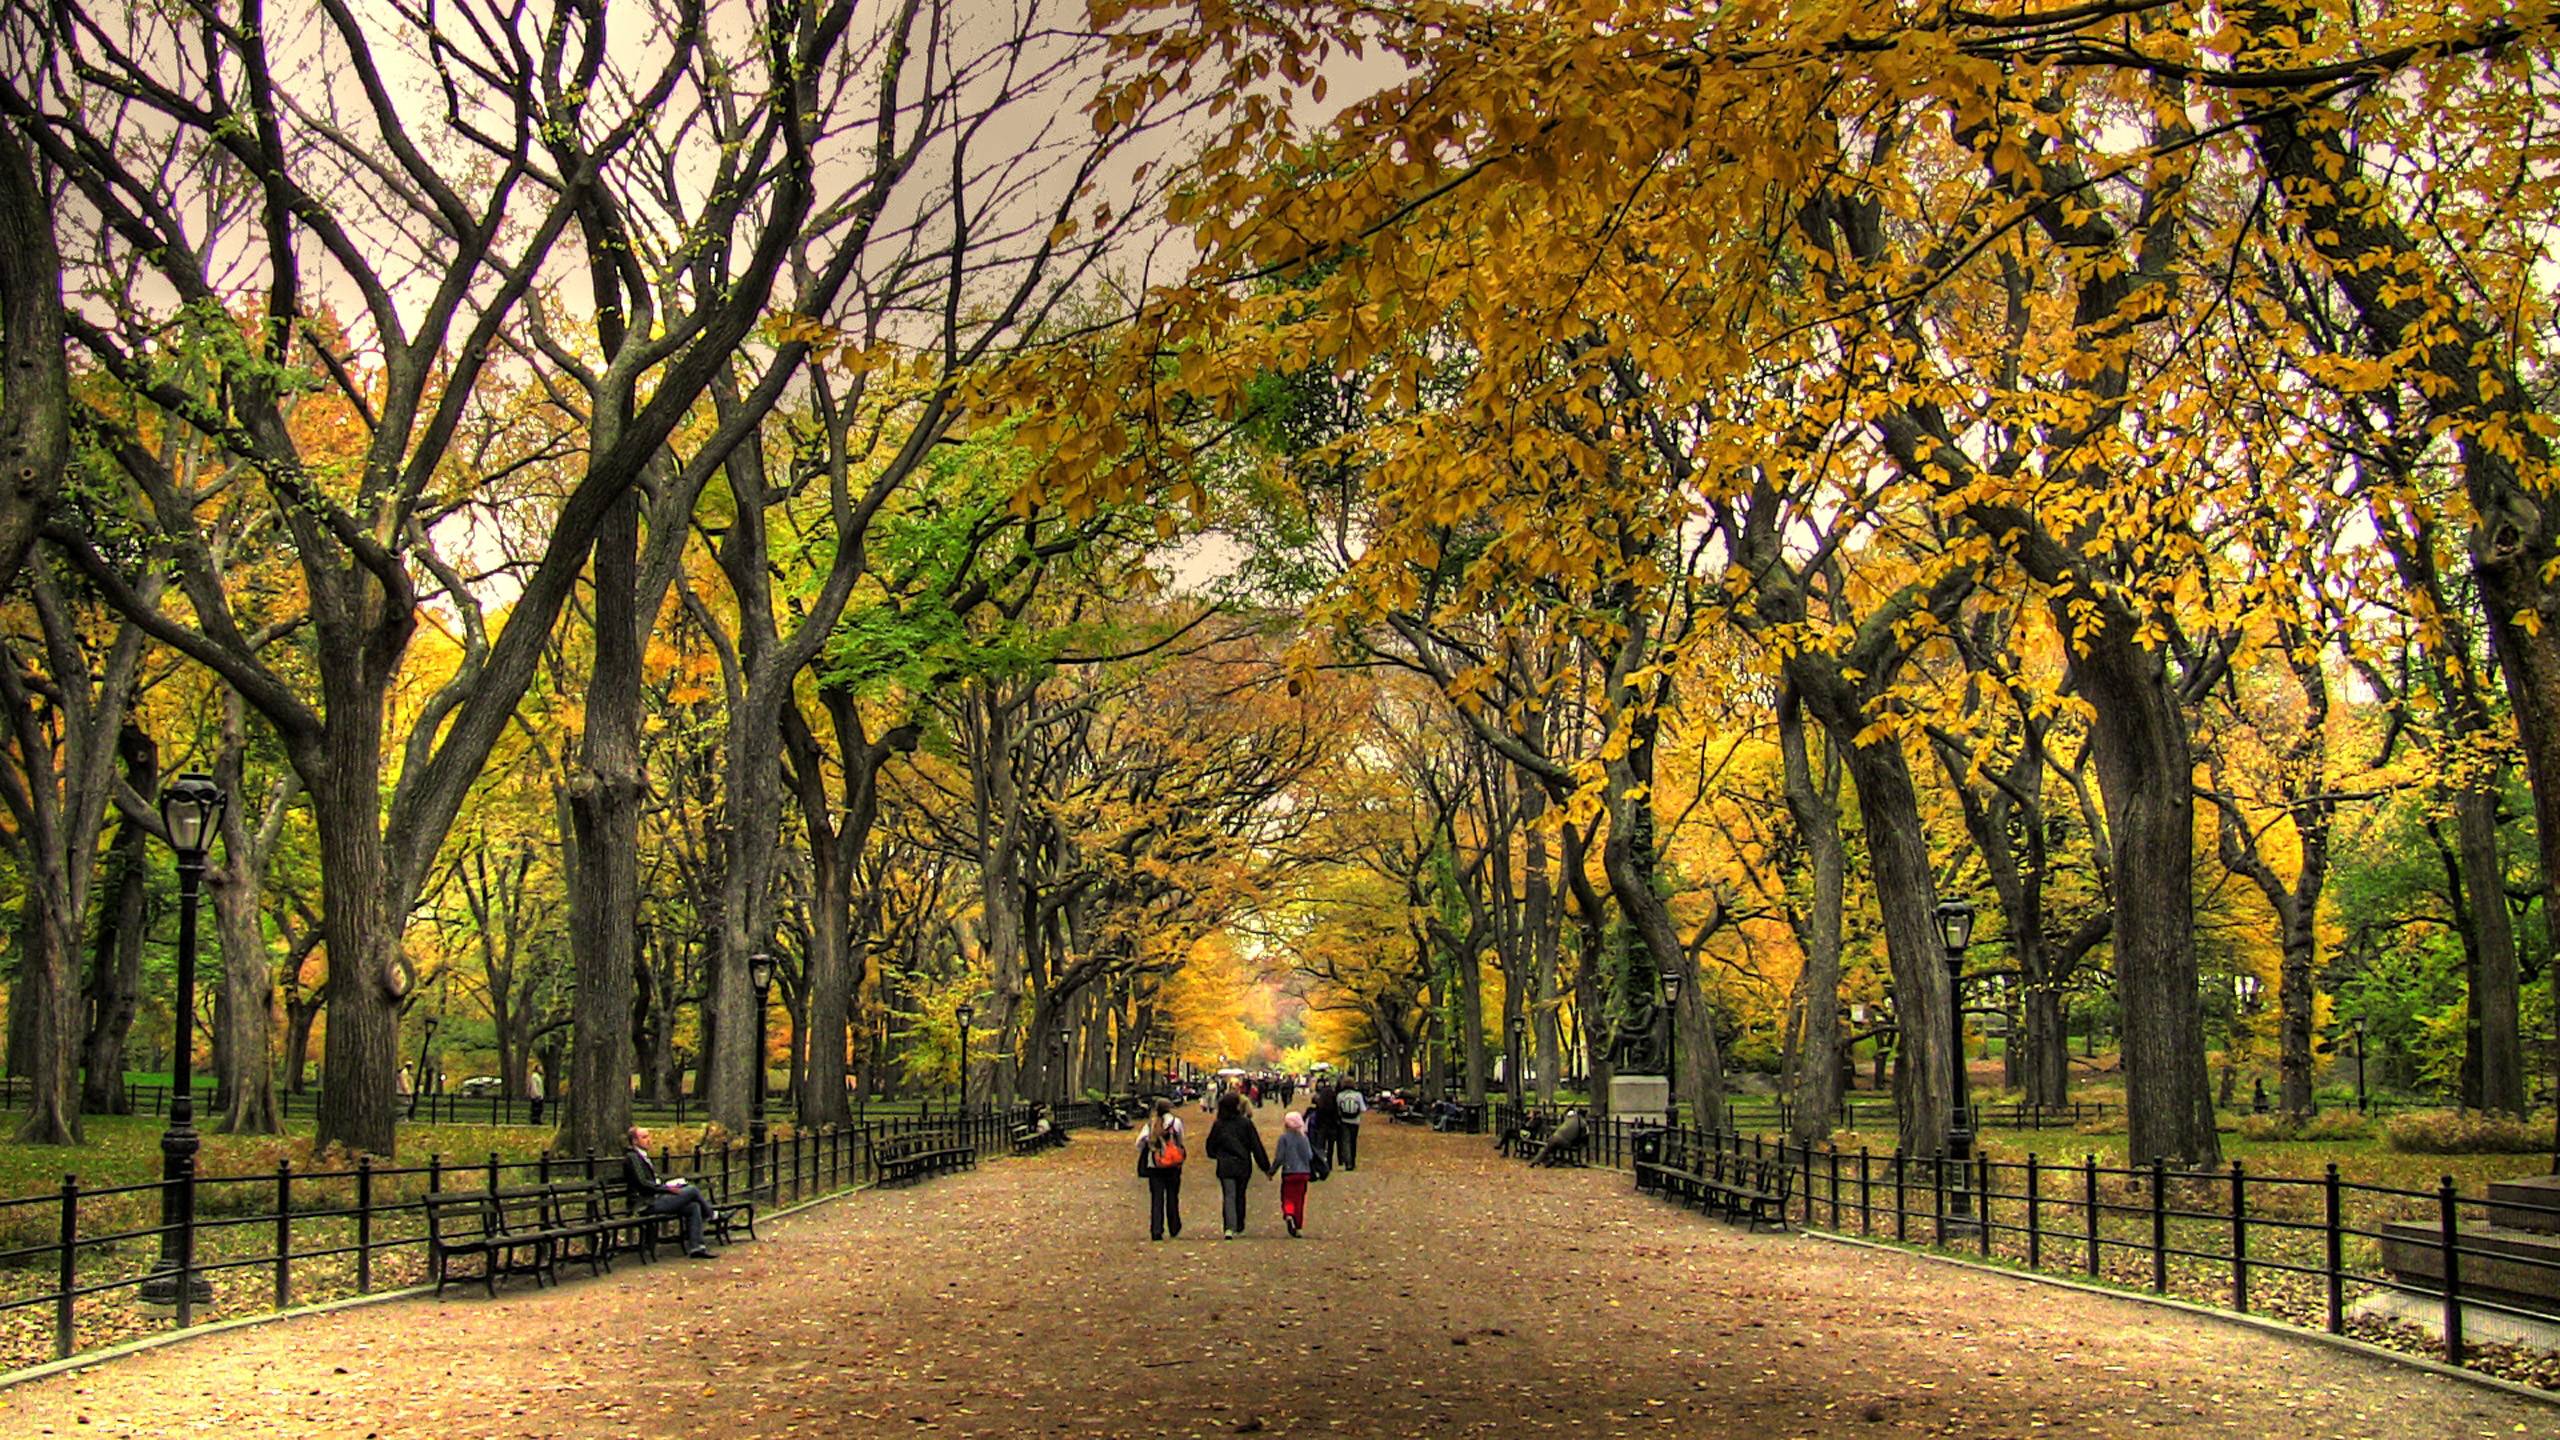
[1496,1113,1547,1157]
[1529,1108,1589,1167]
[623,1125,719,1259]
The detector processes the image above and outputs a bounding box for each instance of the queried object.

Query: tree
[13,0,864,1152]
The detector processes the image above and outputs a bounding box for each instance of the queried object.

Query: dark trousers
[1338,1123,1360,1170]
[528,1096,544,1124]
[1219,1173,1251,1233]
[1312,1126,1335,1169]
[647,1183,714,1251]
[1148,1169,1184,1240]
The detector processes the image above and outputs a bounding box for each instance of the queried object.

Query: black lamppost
[1659,962,1687,1127]
[1053,1033,1070,1109]
[748,952,775,1147]
[139,772,225,1314]
[1936,897,1978,1226]
[2232,972,2264,1110]
[407,1014,438,1122]
[956,1002,975,1113]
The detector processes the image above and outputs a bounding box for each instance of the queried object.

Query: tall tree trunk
[2077,642,2218,1166]
[284,995,320,1094]
[2023,986,2070,1110]
[81,747,150,1117]
[1456,925,1487,1107]
[1829,735,1956,1160]
[1523,774,1561,1107]
[710,704,784,1131]
[563,489,643,1160]
[308,728,404,1155]
[0,125,69,589]
[13,883,78,1143]
[1778,685,1844,1148]
[211,705,284,1135]
[2458,781,2526,1112]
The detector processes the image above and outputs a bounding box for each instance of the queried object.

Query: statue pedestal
[1610,1074,1670,1125]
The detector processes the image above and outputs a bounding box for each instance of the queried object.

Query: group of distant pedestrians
[1136,1078,1369,1240]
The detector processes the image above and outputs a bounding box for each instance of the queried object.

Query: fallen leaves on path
[4,1115,2549,1437]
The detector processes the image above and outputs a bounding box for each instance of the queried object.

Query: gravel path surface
[6,1110,2550,1438]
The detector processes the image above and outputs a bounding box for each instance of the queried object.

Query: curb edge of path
[1797,1226,2560,1409]
[0,1175,897,1395]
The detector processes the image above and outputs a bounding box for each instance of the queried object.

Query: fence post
[55,1175,77,1360]
[1931,1149,1947,1246]
[275,1160,292,1311]
[2084,1155,2100,1277]
[1978,1152,1993,1257]
[356,1156,374,1295]
[487,1151,500,1195]
[2323,1162,2344,1334]
[2027,1152,2042,1270]
[2230,1161,2248,1315]
[1858,1148,1871,1236]
[1827,1147,1840,1229]
[1893,1149,1906,1242]
[2150,1157,2168,1294]
[2439,1175,2464,1365]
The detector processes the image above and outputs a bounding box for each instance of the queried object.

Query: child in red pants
[1275,1110,1316,1236]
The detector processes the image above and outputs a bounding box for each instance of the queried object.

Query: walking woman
[1206,1090,1272,1238]
[1139,1099,1187,1240]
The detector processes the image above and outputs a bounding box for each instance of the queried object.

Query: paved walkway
[6,1110,2549,1437]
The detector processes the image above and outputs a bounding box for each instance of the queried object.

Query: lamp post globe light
[748,952,775,1158]
[139,773,226,1313]
[1934,896,1978,1226]
[1658,962,1687,1127]
[956,1002,975,1113]
[409,1014,440,1122]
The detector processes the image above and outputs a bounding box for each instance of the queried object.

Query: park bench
[1009,1117,1069,1155]
[1636,1130,1712,1204]
[624,1177,759,1256]
[1715,1155,1794,1231]
[424,1190,506,1298]
[547,1179,653,1269]
[423,1184,609,1297]
[1525,1121,1588,1168]
[1496,1112,1551,1158]
[1636,1136,1793,1232]
[876,1129,977,1186]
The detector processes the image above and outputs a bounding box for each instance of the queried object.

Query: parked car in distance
[457,1075,506,1097]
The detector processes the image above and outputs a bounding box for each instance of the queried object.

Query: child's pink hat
[1284,1111,1306,1132]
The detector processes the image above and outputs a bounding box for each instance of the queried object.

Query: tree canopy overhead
[0,0,2555,1166]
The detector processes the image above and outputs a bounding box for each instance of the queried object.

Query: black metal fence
[0,1076,1001,1129]
[1495,1103,2558,1378]
[0,1101,1093,1373]
[1712,1095,2116,1135]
